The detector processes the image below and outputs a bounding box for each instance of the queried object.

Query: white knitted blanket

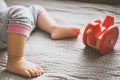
[0,0,120,80]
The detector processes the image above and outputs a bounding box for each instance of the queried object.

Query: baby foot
[6,57,44,77]
[51,26,80,39]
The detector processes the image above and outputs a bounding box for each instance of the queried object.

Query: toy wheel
[99,26,119,55]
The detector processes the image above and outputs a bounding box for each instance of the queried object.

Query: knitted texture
[0,0,120,80]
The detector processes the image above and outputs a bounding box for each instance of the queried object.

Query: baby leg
[6,33,44,77]
[36,6,80,39]
[6,6,44,77]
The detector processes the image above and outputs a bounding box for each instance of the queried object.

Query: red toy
[83,15,119,55]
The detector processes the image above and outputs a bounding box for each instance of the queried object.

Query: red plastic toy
[83,15,119,55]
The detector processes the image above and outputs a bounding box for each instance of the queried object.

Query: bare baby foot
[6,57,44,77]
[51,26,80,39]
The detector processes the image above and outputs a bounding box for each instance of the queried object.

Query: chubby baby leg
[50,25,80,40]
[6,33,44,77]
[5,6,44,77]
[36,6,80,39]
[37,15,80,39]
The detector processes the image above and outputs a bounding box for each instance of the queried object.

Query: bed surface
[0,0,120,80]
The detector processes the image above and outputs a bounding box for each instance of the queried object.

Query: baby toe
[28,69,37,77]
[24,70,32,77]
[74,28,80,36]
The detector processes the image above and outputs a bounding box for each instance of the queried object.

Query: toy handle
[102,15,114,28]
